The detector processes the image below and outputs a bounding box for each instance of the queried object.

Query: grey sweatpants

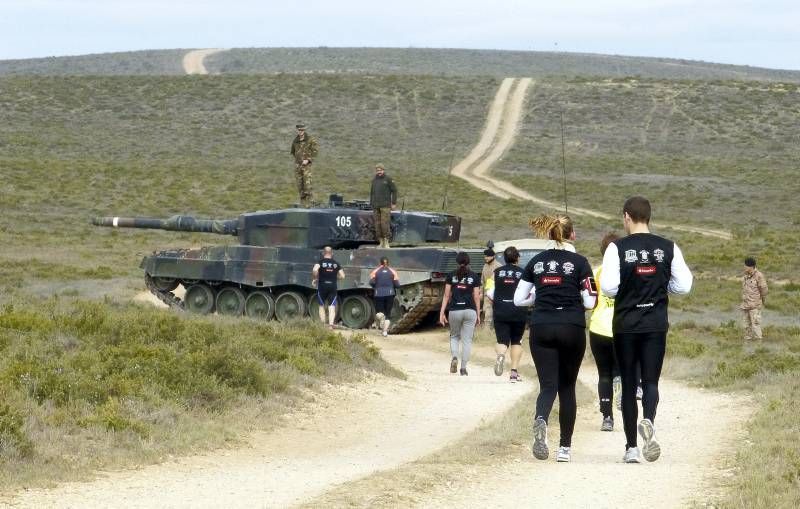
[449,309,477,368]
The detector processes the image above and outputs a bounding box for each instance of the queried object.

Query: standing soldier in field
[741,256,768,341]
[290,123,319,207]
[481,247,501,326]
[370,163,398,248]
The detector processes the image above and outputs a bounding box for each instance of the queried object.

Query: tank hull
[141,245,482,333]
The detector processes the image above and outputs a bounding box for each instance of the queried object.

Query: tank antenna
[560,110,568,215]
[442,141,459,212]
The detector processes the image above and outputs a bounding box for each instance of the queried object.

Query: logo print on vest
[625,249,637,263]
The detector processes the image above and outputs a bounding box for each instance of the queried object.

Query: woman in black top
[370,257,400,337]
[438,252,482,376]
[487,246,527,382]
[514,214,597,463]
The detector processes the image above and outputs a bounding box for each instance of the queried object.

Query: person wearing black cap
[481,247,501,326]
[289,122,319,207]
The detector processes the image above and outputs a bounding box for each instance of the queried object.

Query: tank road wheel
[274,291,307,322]
[216,287,246,316]
[151,276,179,292]
[340,294,374,330]
[245,291,275,320]
[307,293,321,320]
[184,284,216,315]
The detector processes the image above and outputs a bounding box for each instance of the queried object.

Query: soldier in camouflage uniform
[290,123,319,207]
[369,163,398,248]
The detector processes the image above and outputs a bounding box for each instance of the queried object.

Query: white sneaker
[623,447,641,463]
[494,354,505,376]
[382,330,388,337]
[601,416,614,432]
[532,417,549,460]
[556,446,571,462]
[638,418,661,462]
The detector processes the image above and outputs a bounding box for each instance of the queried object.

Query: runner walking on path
[514,214,597,463]
[486,246,527,382]
[589,232,621,431]
[439,252,482,376]
[601,196,693,464]
[312,246,345,329]
[370,257,400,337]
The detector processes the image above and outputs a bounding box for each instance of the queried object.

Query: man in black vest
[600,196,693,464]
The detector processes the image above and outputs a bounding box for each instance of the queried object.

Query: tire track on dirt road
[4,337,532,508]
[453,78,732,240]
[182,48,228,75]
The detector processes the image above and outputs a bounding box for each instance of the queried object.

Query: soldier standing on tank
[290,123,319,207]
[369,163,398,248]
[312,246,345,329]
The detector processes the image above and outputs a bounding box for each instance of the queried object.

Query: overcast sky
[2,0,798,70]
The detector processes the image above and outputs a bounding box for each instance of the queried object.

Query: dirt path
[5,336,531,508]
[182,49,228,75]
[454,78,733,240]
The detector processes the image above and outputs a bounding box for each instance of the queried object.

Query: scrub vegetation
[1,61,798,504]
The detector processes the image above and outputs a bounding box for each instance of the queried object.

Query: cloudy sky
[2,0,798,70]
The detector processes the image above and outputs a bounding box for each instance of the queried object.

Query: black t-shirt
[522,249,593,327]
[317,258,342,288]
[613,233,675,333]
[446,270,481,311]
[493,264,526,322]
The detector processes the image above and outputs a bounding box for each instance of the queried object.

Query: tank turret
[93,196,460,249]
[94,196,478,333]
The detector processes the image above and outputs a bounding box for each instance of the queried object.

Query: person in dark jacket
[370,257,400,337]
[369,164,398,248]
[601,196,693,464]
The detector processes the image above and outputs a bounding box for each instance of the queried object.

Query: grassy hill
[3,47,800,82]
[1,70,799,502]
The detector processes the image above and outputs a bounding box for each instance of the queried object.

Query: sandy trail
[5,337,531,508]
[453,78,733,240]
[182,49,228,75]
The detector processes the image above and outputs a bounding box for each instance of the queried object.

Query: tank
[93,196,480,333]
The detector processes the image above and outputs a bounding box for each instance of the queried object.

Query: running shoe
[556,446,571,462]
[382,330,388,337]
[636,385,643,400]
[459,367,468,376]
[509,370,522,383]
[601,416,614,432]
[532,417,549,460]
[623,447,641,463]
[613,376,622,411]
[638,418,661,462]
[450,357,458,374]
[494,354,505,376]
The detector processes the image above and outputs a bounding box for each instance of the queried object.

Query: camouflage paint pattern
[94,198,478,332]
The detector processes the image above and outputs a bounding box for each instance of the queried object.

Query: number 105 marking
[335,216,352,227]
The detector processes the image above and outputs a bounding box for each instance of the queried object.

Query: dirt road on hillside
[454,78,733,240]
[6,329,750,508]
[182,49,228,75]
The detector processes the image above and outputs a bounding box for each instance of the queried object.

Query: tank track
[389,282,442,334]
[144,274,442,334]
[144,274,185,310]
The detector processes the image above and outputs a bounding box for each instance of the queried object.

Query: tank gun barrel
[92,215,238,236]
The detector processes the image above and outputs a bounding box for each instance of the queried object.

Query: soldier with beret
[290,123,319,207]
[369,163,398,248]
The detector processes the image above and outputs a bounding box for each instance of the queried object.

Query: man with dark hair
[741,256,768,341]
[290,123,319,207]
[601,195,693,464]
[312,246,344,329]
[369,163,398,248]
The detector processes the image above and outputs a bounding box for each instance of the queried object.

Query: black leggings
[589,332,619,418]
[530,323,586,447]
[614,331,666,449]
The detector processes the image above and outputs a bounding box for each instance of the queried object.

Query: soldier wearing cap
[370,163,398,248]
[290,123,319,207]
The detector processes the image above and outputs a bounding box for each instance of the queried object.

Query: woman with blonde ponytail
[514,213,597,463]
